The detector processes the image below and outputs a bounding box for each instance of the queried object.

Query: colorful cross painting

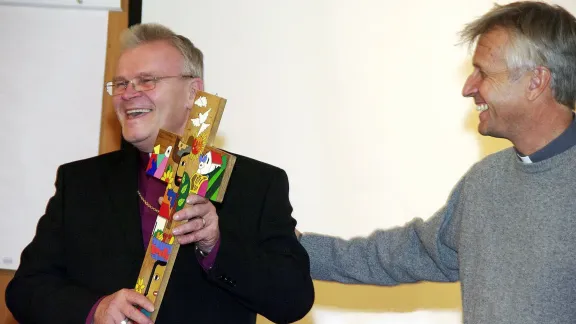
[191,149,231,201]
[134,91,236,321]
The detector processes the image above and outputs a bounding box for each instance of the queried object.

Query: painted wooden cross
[133,91,236,321]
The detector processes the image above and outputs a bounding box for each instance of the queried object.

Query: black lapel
[104,144,145,261]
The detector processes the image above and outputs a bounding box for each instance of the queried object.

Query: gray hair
[459,1,576,109]
[120,23,204,80]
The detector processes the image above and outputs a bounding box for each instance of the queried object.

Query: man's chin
[477,126,506,140]
[123,133,154,151]
[477,127,489,136]
[477,120,493,136]
[477,128,495,137]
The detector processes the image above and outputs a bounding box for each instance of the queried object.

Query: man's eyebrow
[112,72,155,82]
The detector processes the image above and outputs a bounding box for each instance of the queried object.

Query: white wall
[0,4,108,270]
[142,0,576,323]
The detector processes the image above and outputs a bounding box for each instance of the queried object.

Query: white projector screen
[0,0,121,11]
[0,5,107,270]
[142,1,576,323]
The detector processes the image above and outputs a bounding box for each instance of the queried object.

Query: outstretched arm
[300,180,464,286]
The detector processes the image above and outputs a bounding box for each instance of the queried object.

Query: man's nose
[462,74,479,98]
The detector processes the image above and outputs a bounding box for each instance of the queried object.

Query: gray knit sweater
[301,145,576,324]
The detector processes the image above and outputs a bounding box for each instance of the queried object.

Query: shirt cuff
[85,296,105,324]
[196,238,220,271]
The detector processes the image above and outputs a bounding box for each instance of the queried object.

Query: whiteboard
[0,0,121,11]
[0,5,108,270]
[142,0,576,322]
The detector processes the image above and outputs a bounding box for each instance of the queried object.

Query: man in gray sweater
[298,2,576,323]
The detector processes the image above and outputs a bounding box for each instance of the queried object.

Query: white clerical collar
[517,154,533,164]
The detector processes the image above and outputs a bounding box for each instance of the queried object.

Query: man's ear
[527,66,551,101]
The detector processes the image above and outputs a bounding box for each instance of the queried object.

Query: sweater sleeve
[300,178,464,285]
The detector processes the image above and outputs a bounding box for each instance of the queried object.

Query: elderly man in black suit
[6,23,314,324]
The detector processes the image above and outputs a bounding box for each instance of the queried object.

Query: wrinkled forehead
[116,40,184,78]
[473,28,510,67]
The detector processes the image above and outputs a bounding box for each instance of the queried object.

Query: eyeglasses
[105,75,196,96]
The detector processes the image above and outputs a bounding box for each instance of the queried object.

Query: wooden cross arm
[146,132,236,203]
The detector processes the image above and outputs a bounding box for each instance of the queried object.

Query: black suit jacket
[6,145,314,323]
